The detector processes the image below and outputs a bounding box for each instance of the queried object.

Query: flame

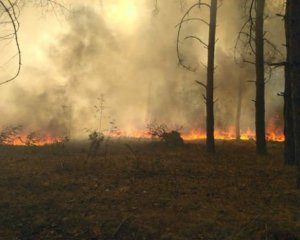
[8,127,284,146]
[181,117,284,142]
[8,128,284,146]
[6,116,284,146]
[181,127,284,142]
[108,116,284,142]
[11,135,63,146]
[107,125,284,142]
[266,115,285,142]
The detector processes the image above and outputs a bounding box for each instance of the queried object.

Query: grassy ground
[0,140,299,240]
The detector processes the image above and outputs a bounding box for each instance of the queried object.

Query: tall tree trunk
[206,0,217,153]
[255,0,267,155]
[236,77,243,140]
[284,0,295,165]
[287,0,300,188]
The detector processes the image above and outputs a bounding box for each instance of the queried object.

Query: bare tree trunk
[287,0,300,188]
[284,0,295,165]
[255,0,267,155]
[236,77,243,140]
[284,63,295,164]
[206,0,217,153]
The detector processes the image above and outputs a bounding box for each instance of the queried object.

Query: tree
[283,0,295,165]
[285,0,300,187]
[255,0,267,155]
[0,0,21,86]
[206,0,217,152]
[235,75,244,140]
[235,0,284,154]
[0,0,66,86]
[177,0,218,153]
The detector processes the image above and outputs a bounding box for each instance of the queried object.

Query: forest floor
[0,140,299,240]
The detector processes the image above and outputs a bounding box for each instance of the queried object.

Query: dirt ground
[0,140,299,240]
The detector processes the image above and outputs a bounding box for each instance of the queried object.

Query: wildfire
[181,116,284,142]
[108,120,284,142]
[6,128,285,146]
[7,128,285,146]
[4,122,284,146]
[11,135,63,146]
[181,128,284,142]
[107,126,284,142]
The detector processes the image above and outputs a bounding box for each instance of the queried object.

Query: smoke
[0,0,285,138]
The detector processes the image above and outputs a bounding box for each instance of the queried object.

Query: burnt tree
[255,0,267,154]
[283,0,295,165]
[286,0,300,187]
[177,0,218,153]
[206,0,217,152]
[235,76,243,140]
[235,0,283,154]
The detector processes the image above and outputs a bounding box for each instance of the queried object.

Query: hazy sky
[0,0,286,138]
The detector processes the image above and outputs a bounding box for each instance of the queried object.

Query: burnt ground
[0,140,299,240]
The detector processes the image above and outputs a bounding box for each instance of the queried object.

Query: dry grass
[0,140,299,240]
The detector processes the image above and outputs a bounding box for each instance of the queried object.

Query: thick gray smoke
[0,0,285,138]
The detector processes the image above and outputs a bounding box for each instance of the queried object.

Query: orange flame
[181,127,284,142]
[8,116,284,146]
[266,115,285,142]
[181,116,284,142]
[9,127,284,146]
[9,128,284,146]
[107,126,284,142]
[11,135,63,146]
